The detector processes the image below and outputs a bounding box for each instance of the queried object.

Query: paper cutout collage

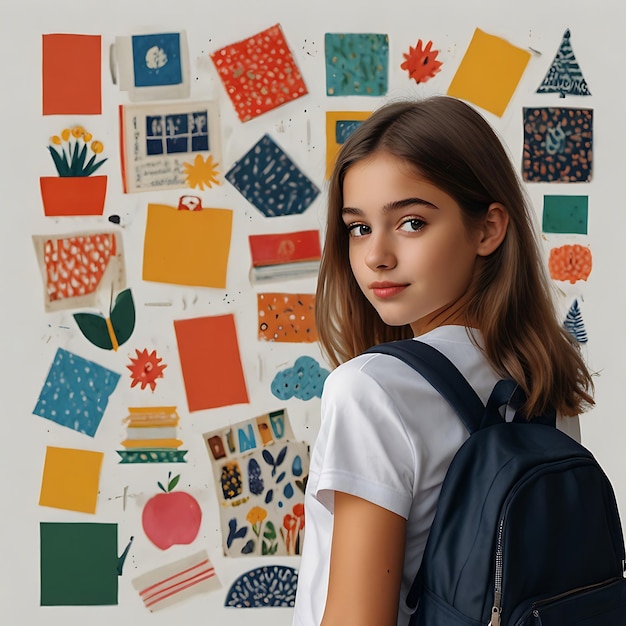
[537,29,591,98]
[33,231,126,313]
[447,28,531,117]
[174,314,249,412]
[325,33,389,96]
[34,348,120,437]
[523,107,593,182]
[40,522,119,606]
[42,34,101,115]
[119,100,220,192]
[114,31,191,101]
[132,550,221,612]
[258,293,318,342]
[204,409,309,557]
[118,406,188,464]
[141,473,202,550]
[249,230,321,284]
[143,198,232,288]
[225,565,299,608]
[226,134,320,217]
[211,24,307,122]
[40,446,104,514]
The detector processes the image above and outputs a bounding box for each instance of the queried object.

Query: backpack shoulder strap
[364,339,486,435]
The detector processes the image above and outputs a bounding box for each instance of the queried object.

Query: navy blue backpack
[366,339,626,625]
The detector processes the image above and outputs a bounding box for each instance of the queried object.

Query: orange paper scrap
[42,34,102,115]
[258,293,318,343]
[447,28,531,117]
[174,315,249,412]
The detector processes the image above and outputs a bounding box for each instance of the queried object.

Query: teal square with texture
[33,348,120,437]
[325,33,389,96]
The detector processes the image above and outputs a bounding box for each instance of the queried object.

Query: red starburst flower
[401,39,442,84]
[127,348,167,391]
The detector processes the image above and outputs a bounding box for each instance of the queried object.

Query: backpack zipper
[488,518,505,626]
[530,577,621,615]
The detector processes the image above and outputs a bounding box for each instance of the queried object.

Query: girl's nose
[365,233,397,270]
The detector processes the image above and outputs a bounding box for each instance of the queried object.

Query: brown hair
[315,96,593,418]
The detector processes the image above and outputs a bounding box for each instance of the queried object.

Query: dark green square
[542,195,588,234]
[40,522,118,606]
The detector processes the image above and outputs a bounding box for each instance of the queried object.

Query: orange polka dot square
[211,24,308,122]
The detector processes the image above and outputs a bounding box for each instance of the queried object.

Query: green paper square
[40,522,118,606]
[542,195,588,234]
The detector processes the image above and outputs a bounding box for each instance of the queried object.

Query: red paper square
[42,34,102,115]
[211,24,307,122]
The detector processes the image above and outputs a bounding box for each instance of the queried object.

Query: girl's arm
[320,490,407,626]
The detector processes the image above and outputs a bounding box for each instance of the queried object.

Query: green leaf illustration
[110,289,135,346]
[73,288,135,351]
[73,313,112,349]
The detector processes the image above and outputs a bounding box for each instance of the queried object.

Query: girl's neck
[410,297,474,337]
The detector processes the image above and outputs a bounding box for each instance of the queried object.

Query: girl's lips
[370,284,408,298]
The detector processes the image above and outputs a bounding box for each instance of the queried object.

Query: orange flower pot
[40,175,107,217]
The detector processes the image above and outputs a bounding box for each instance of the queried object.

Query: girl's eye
[346,223,371,237]
[400,218,425,232]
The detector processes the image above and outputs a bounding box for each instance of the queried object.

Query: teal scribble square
[542,195,588,234]
[325,33,389,97]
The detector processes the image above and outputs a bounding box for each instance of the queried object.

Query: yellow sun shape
[183,154,220,190]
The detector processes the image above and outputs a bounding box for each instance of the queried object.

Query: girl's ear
[477,202,509,257]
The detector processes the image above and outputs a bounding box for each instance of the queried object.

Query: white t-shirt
[292,325,580,626]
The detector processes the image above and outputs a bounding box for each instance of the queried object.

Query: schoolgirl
[292,96,593,626]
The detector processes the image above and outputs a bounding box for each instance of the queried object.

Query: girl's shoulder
[324,326,499,409]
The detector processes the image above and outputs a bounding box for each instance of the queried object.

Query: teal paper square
[325,33,389,96]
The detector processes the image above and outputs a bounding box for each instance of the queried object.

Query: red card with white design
[210,24,307,122]
[33,231,126,313]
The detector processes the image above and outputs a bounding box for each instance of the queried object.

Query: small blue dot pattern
[226,134,320,217]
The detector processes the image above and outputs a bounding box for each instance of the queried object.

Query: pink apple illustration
[142,472,202,550]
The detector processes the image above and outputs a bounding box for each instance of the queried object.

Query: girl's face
[342,151,483,335]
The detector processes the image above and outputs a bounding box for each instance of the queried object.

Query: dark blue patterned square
[226,135,320,217]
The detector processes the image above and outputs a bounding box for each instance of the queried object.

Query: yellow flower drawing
[183,154,220,190]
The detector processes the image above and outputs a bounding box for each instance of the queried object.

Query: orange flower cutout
[127,348,167,391]
[548,244,592,284]
[401,39,442,84]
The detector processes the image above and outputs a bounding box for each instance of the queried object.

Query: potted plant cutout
[40,125,108,216]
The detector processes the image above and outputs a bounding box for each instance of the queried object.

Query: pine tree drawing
[564,299,588,343]
[536,29,591,97]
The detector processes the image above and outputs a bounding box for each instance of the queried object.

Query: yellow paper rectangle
[447,28,531,117]
[143,204,233,288]
[39,446,104,514]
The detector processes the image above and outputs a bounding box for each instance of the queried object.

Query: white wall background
[1,0,625,624]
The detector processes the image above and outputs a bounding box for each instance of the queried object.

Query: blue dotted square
[226,135,320,217]
[33,349,120,437]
